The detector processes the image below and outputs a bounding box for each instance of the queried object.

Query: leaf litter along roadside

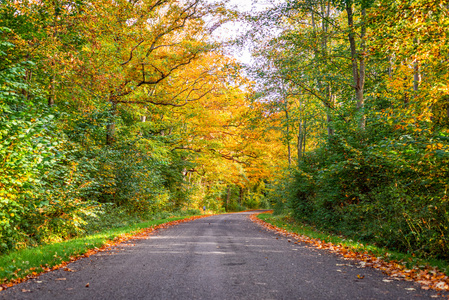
[250,212,449,295]
[0,215,211,291]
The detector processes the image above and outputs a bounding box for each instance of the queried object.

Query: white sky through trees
[209,0,275,64]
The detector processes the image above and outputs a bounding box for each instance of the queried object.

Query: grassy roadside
[0,214,204,287]
[257,213,449,277]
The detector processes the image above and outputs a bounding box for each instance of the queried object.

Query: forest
[0,0,448,262]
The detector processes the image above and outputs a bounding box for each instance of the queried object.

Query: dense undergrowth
[268,123,449,261]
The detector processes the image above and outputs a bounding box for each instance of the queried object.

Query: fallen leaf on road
[405,288,416,291]
[85,283,89,287]
[55,278,66,281]
[382,279,392,283]
[436,282,449,290]
[357,275,365,279]
[64,268,76,272]
[21,289,31,293]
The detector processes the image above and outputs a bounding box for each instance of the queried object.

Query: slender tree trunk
[302,119,307,154]
[413,60,420,95]
[297,119,307,162]
[413,38,421,93]
[311,2,334,136]
[346,2,366,130]
[323,2,334,136]
[226,186,231,211]
[403,74,409,105]
[239,187,243,205]
[327,114,334,136]
[388,55,394,78]
[326,86,335,136]
[297,121,303,163]
[285,105,292,167]
[49,2,58,107]
[413,62,420,92]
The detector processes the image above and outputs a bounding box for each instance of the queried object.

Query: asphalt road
[1,211,446,299]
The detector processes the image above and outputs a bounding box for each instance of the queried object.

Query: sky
[208,0,274,64]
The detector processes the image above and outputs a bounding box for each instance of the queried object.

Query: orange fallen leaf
[435,282,448,290]
[63,268,76,272]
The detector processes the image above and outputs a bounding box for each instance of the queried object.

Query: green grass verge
[0,215,197,284]
[258,213,449,276]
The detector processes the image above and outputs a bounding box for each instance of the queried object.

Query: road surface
[1,211,445,299]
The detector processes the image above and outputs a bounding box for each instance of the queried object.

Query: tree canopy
[1,0,448,261]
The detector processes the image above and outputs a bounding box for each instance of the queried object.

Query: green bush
[282,129,449,260]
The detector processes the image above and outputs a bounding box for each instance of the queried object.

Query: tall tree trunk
[413,38,420,93]
[302,119,307,154]
[327,113,334,136]
[413,61,420,93]
[388,55,394,78]
[311,2,334,136]
[284,103,292,167]
[346,2,366,130]
[323,1,334,136]
[49,1,58,107]
[403,74,409,105]
[239,186,243,205]
[226,186,231,211]
[326,86,335,136]
[297,121,303,163]
[297,119,307,163]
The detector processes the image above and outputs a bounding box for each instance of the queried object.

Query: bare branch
[121,40,145,66]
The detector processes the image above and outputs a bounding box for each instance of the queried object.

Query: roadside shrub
[286,130,449,260]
